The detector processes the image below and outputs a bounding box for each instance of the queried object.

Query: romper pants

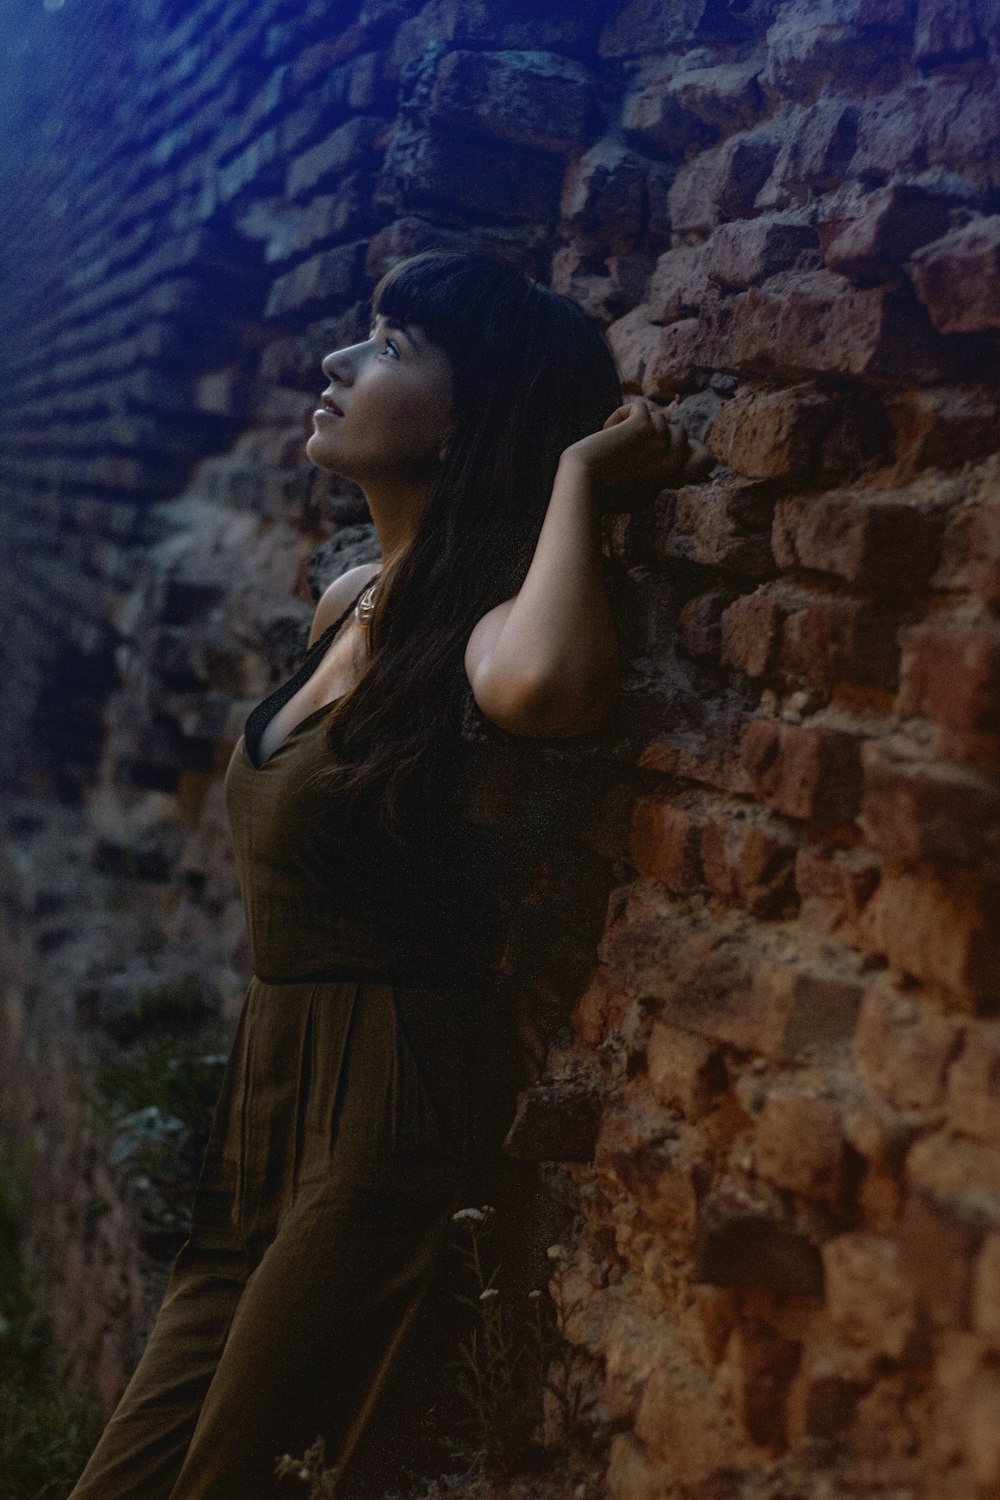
[68,972,530,1500]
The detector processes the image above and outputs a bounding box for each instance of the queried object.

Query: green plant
[274,1435,340,1497]
[0,1136,105,1500]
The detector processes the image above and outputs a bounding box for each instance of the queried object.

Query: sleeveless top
[223,584,541,990]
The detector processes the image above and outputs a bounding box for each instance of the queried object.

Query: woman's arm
[465,399,712,737]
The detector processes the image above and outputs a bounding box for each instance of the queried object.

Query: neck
[359,474,435,569]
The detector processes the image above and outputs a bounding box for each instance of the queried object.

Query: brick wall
[2,0,1000,1494]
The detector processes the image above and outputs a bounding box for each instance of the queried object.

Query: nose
[321,348,352,381]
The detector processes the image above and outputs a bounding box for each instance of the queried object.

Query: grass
[0,1137,105,1500]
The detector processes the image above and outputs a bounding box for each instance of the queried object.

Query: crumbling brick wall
[2,0,1000,1494]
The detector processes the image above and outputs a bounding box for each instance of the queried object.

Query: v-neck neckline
[242,578,374,771]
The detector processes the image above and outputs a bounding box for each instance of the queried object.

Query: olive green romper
[69,583,533,1500]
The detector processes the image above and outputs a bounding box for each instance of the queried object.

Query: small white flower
[527,1289,542,1300]
[478,1287,500,1302]
[546,1243,570,1264]
[452,1207,485,1224]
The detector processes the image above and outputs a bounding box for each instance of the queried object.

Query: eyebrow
[369,313,421,349]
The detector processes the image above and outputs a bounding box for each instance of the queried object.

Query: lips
[320,392,344,416]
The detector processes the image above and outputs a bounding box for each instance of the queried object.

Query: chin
[305,432,338,471]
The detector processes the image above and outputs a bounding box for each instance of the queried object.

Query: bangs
[370,251,532,358]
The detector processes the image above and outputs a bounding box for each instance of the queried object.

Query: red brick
[727,1320,801,1447]
[622,80,716,155]
[696,268,978,385]
[852,973,965,1110]
[773,487,945,587]
[971,1234,1000,1337]
[757,97,861,209]
[756,1087,845,1201]
[907,1128,1000,1234]
[914,0,985,63]
[819,180,956,282]
[910,215,1000,333]
[780,595,902,690]
[677,589,732,663]
[934,1333,1000,1491]
[703,216,817,290]
[661,476,776,578]
[823,1232,918,1358]
[699,810,798,918]
[285,116,386,200]
[860,869,1000,1002]
[899,1191,979,1328]
[898,619,1000,731]
[647,244,709,324]
[785,1335,866,1444]
[640,318,705,400]
[628,793,703,893]
[948,1021,1000,1149]
[720,588,790,677]
[795,845,881,942]
[597,885,863,1060]
[598,0,710,57]
[647,1022,726,1120]
[606,303,662,392]
[668,125,782,235]
[860,739,1000,876]
[264,240,366,319]
[887,384,1000,478]
[560,136,646,250]
[936,482,1000,603]
[429,49,593,154]
[741,717,866,824]
[707,383,837,481]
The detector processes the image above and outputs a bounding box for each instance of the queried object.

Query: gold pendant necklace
[354,579,379,628]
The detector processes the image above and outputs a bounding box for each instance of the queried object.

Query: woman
[69,250,709,1499]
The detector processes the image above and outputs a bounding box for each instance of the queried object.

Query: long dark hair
[310,249,622,841]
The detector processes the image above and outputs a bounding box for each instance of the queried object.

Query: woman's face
[306,312,454,487]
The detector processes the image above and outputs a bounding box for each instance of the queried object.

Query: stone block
[914,0,986,63]
[772,487,945,587]
[720,588,789,677]
[429,49,594,154]
[376,121,562,222]
[948,1021,1000,1150]
[756,1086,846,1201]
[640,318,706,399]
[936,477,1000,603]
[795,846,881,943]
[704,215,817,290]
[501,1075,602,1162]
[707,381,889,484]
[677,588,732,663]
[598,0,709,57]
[727,1319,802,1447]
[823,1232,918,1358]
[860,869,1000,1003]
[741,717,866,824]
[908,215,1000,334]
[860,739,1000,877]
[852,973,964,1111]
[605,304,661,391]
[898,619,1000,732]
[694,1186,824,1296]
[699,809,798,919]
[906,1129,1000,1235]
[661,58,767,136]
[782,594,901,690]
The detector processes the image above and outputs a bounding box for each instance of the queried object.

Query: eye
[381,338,400,359]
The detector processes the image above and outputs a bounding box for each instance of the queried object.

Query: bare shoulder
[308,561,382,646]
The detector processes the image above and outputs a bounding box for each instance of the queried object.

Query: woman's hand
[559,396,714,507]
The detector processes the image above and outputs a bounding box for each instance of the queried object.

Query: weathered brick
[640,318,706,399]
[795,845,881,942]
[971,1234,1000,1337]
[647,244,709,325]
[823,1232,918,1358]
[720,588,789,677]
[819,180,956,282]
[909,215,1000,334]
[606,304,662,392]
[695,1183,824,1295]
[772,488,946,588]
[429,50,594,154]
[934,1332,1000,1490]
[622,80,716,156]
[658,58,766,136]
[598,0,709,57]
[728,1320,801,1447]
[756,1086,846,1201]
[704,216,817,290]
[741,717,866,825]
[914,0,986,63]
[647,1022,726,1120]
[888,384,1000,477]
[853,974,965,1110]
[860,869,1000,1002]
[756,98,860,210]
[661,476,776,578]
[936,478,1000,602]
[898,1191,979,1327]
[860,739,1000,876]
[898,619,1000,732]
[376,121,562,221]
[668,126,782,236]
[948,1021,1000,1149]
[781,595,902,690]
[708,383,837,481]
[677,589,732,663]
[627,793,703,892]
[696,268,980,385]
[560,137,646,250]
[907,1129,1000,1234]
[699,809,798,918]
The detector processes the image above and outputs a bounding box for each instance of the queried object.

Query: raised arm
[464,398,712,737]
